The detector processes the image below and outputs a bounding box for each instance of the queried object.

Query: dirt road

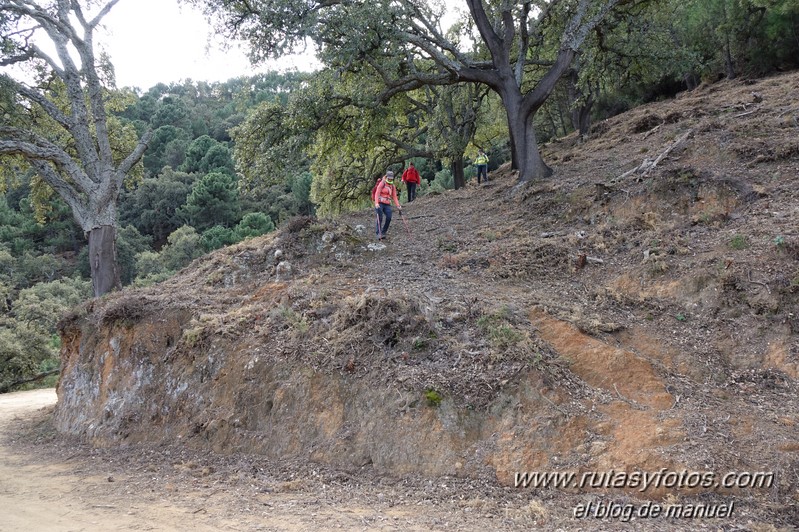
[0,389,561,532]
[0,389,781,531]
[0,389,214,531]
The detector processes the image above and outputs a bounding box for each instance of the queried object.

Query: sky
[98,0,321,90]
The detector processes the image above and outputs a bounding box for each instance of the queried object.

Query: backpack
[371,180,380,202]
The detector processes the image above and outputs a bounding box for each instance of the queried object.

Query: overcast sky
[99,0,320,90]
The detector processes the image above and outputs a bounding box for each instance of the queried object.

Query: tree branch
[30,159,90,226]
[2,75,73,129]
[0,126,96,194]
[116,128,153,176]
[0,369,59,394]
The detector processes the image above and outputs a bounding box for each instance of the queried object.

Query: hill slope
[54,72,799,528]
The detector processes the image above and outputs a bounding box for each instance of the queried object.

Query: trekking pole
[398,209,412,236]
[375,208,383,240]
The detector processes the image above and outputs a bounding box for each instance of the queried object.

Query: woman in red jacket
[401,162,421,202]
[373,170,402,239]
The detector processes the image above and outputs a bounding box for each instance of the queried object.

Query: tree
[178,138,236,177]
[179,171,241,231]
[0,0,151,296]
[231,65,485,213]
[423,83,490,189]
[673,0,799,80]
[234,212,275,239]
[119,167,196,246]
[1,276,90,390]
[186,0,623,182]
[144,125,190,177]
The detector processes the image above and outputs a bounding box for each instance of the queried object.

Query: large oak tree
[185,0,622,182]
[0,0,151,296]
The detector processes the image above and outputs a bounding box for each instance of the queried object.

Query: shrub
[234,212,275,240]
[424,389,443,407]
[160,225,202,271]
[729,234,748,250]
[13,277,91,331]
[200,225,236,252]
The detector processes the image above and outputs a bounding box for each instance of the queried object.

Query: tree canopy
[0,0,151,296]
[185,0,626,182]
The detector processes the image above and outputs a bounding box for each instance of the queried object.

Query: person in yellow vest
[374,170,402,240]
[475,149,489,184]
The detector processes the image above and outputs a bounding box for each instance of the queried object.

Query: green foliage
[672,0,799,79]
[200,143,235,175]
[271,305,309,334]
[477,308,525,349]
[729,234,748,250]
[289,172,314,215]
[13,277,91,331]
[241,173,315,227]
[132,225,203,282]
[234,212,275,240]
[144,125,191,177]
[151,96,192,130]
[119,167,196,245]
[200,225,236,252]
[424,389,443,407]
[5,251,71,291]
[0,322,52,389]
[181,135,223,173]
[232,95,312,194]
[0,191,82,256]
[159,225,203,272]
[428,168,455,194]
[134,250,166,279]
[0,276,90,391]
[179,172,241,231]
[116,226,153,286]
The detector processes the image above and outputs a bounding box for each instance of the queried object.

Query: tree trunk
[572,99,593,139]
[87,225,121,297]
[499,48,574,182]
[567,70,594,139]
[724,39,736,80]
[683,72,699,91]
[507,105,552,182]
[452,158,465,190]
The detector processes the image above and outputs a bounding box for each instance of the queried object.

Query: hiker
[401,161,421,202]
[374,170,402,240]
[475,149,489,184]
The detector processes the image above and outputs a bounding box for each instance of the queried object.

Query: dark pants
[477,164,488,184]
[406,182,417,202]
[375,203,392,237]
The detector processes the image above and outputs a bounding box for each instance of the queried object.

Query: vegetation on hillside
[1,0,798,390]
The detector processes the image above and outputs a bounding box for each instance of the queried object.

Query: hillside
[51,71,799,529]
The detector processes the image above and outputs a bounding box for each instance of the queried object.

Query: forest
[1,0,798,392]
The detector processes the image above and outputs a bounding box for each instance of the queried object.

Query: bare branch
[87,0,122,29]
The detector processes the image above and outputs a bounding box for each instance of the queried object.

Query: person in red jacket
[374,170,402,239]
[401,161,421,202]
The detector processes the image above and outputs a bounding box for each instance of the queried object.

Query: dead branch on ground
[616,129,694,181]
